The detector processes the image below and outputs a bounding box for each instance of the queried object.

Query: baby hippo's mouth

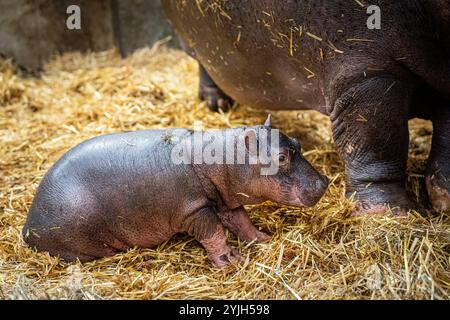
[295,174,328,207]
[288,197,306,208]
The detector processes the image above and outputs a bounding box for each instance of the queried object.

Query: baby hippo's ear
[264,114,272,127]
[244,129,259,157]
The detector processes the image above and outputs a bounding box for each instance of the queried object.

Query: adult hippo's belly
[201,49,327,112]
[165,1,331,112]
[162,0,450,215]
[191,31,327,112]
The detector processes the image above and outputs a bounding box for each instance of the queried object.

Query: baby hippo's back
[23,130,205,262]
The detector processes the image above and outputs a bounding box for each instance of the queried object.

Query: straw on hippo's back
[162,0,450,215]
[23,118,327,268]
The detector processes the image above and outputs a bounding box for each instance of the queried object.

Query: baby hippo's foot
[208,247,245,269]
[218,207,270,243]
[426,175,450,213]
[348,182,424,216]
[200,224,245,269]
[188,207,245,269]
[253,230,270,243]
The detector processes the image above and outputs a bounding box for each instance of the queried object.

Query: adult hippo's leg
[178,37,234,112]
[331,76,421,216]
[426,105,450,212]
[198,65,234,112]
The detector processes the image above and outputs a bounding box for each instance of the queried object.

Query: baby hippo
[23,116,327,268]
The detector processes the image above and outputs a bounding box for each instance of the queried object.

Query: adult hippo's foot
[331,76,423,216]
[426,177,450,212]
[348,182,425,216]
[425,105,450,213]
[199,64,234,112]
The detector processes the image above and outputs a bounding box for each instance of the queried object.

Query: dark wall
[0,0,114,71]
[113,0,177,57]
[0,0,176,71]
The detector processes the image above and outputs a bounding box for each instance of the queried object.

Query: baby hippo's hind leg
[218,207,269,243]
[47,248,96,263]
[22,225,97,262]
[24,224,122,262]
[183,207,244,269]
[23,195,127,263]
[426,105,450,212]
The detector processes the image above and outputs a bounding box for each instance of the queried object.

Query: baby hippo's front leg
[184,207,245,269]
[218,207,269,243]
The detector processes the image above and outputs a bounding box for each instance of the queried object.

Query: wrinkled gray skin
[162,0,450,215]
[23,124,327,268]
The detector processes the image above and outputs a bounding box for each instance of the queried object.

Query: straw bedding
[0,44,449,300]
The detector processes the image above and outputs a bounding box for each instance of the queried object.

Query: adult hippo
[162,0,450,215]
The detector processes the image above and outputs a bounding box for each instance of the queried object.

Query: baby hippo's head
[230,116,328,208]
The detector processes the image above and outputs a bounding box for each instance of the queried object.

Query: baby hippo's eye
[278,153,288,163]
